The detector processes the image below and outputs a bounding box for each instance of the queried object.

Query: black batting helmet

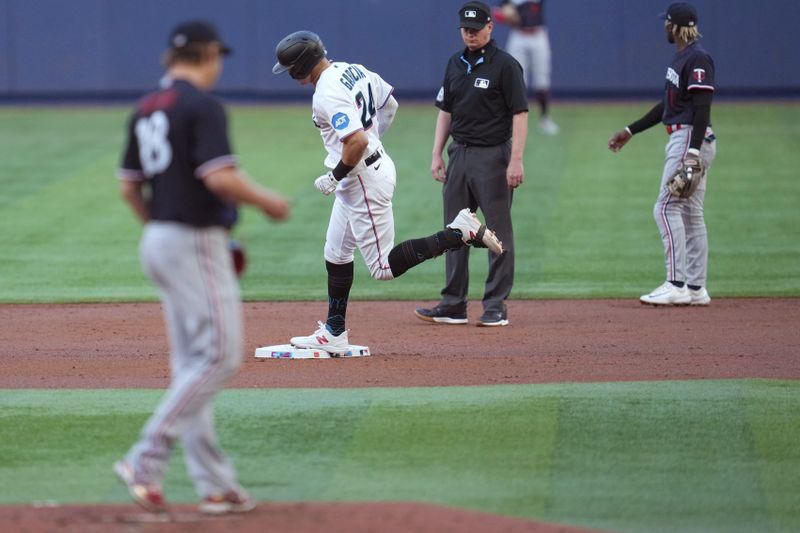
[272,30,326,80]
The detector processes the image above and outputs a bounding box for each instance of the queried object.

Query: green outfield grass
[0,102,798,302]
[0,380,798,533]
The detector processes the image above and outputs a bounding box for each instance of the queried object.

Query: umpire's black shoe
[414,305,468,325]
[477,309,509,327]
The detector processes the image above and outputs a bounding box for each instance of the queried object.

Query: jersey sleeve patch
[688,67,714,91]
[332,112,351,130]
[692,68,707,83]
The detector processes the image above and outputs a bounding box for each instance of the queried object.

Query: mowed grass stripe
[743,380,800,533]
[547,382,773,532]
[1,381,798,532]
[323,393,560,516]
[0,102,798,302]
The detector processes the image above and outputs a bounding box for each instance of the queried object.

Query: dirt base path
[1,299,798,388]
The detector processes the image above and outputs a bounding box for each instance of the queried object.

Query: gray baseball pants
[440,140,514,314]
[125,222,245,498]
[655,127,717,287]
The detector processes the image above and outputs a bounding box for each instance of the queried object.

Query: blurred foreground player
[114,20,289,513]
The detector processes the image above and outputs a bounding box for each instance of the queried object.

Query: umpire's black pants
[440,140,514,314]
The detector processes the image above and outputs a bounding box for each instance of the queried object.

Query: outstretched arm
[204,167,290,221]
[608,101,664,152]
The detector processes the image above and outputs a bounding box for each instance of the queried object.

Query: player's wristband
[624,126,633,136]
[331,161,355,181]
[687,148,701,157]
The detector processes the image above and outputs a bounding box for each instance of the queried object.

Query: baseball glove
[229,240,247,278]
[666,154,705,199]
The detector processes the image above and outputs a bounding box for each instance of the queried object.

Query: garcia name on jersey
[311,62,393,169]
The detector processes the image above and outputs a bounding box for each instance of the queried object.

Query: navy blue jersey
[662,41,715,125]
[119,79,238,228]
[436,41,528,146]
[500,0,545,29]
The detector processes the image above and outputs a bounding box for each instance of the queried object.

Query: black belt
[364,149,381,166]
[451,139,509,148]
[665,124,717,143]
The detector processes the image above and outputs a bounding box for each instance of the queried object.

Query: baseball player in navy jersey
[114,20,289,514]
[272,30,503,354]
[493,0,559,135]
[608,2,717,306]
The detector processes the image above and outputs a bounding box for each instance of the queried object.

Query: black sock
[669,280,685,288]
[536,90,549,116]
[326,261,353,336]
[687,284,702,291]
[388,229,464,277]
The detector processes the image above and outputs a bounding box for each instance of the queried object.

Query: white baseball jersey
[311,62,398,280]
[312,62,394,169]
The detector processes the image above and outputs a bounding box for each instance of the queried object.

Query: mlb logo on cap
[459,1,491,29]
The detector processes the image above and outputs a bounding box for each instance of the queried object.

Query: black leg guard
[326,261,353,336]
[388,229,464,278]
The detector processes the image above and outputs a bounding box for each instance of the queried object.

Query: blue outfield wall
[0,0,798,100]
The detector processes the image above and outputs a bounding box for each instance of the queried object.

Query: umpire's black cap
[661,2,698,27]
[459,1,492,30]
[169,20,232,55]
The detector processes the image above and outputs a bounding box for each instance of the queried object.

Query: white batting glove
[314,172,338,196]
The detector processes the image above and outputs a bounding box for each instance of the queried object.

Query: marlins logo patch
[332,112,350,130]
[693,68,706,83]
[474,78,490,89]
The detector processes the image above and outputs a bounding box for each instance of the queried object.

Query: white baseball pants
[324,149,397,281]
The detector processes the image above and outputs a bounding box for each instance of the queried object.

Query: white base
[254,343,371,359]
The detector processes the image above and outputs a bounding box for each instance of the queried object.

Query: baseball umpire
[608,2,717,306]
[272,30,502,355]
[416,1,529,327]
[115,20,289,513]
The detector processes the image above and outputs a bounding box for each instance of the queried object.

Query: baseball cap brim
[460,21,487,29]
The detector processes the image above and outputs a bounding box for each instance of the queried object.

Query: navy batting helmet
[272,30,326,80]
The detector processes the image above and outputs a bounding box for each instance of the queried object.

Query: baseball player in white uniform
[272,31,503,354]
